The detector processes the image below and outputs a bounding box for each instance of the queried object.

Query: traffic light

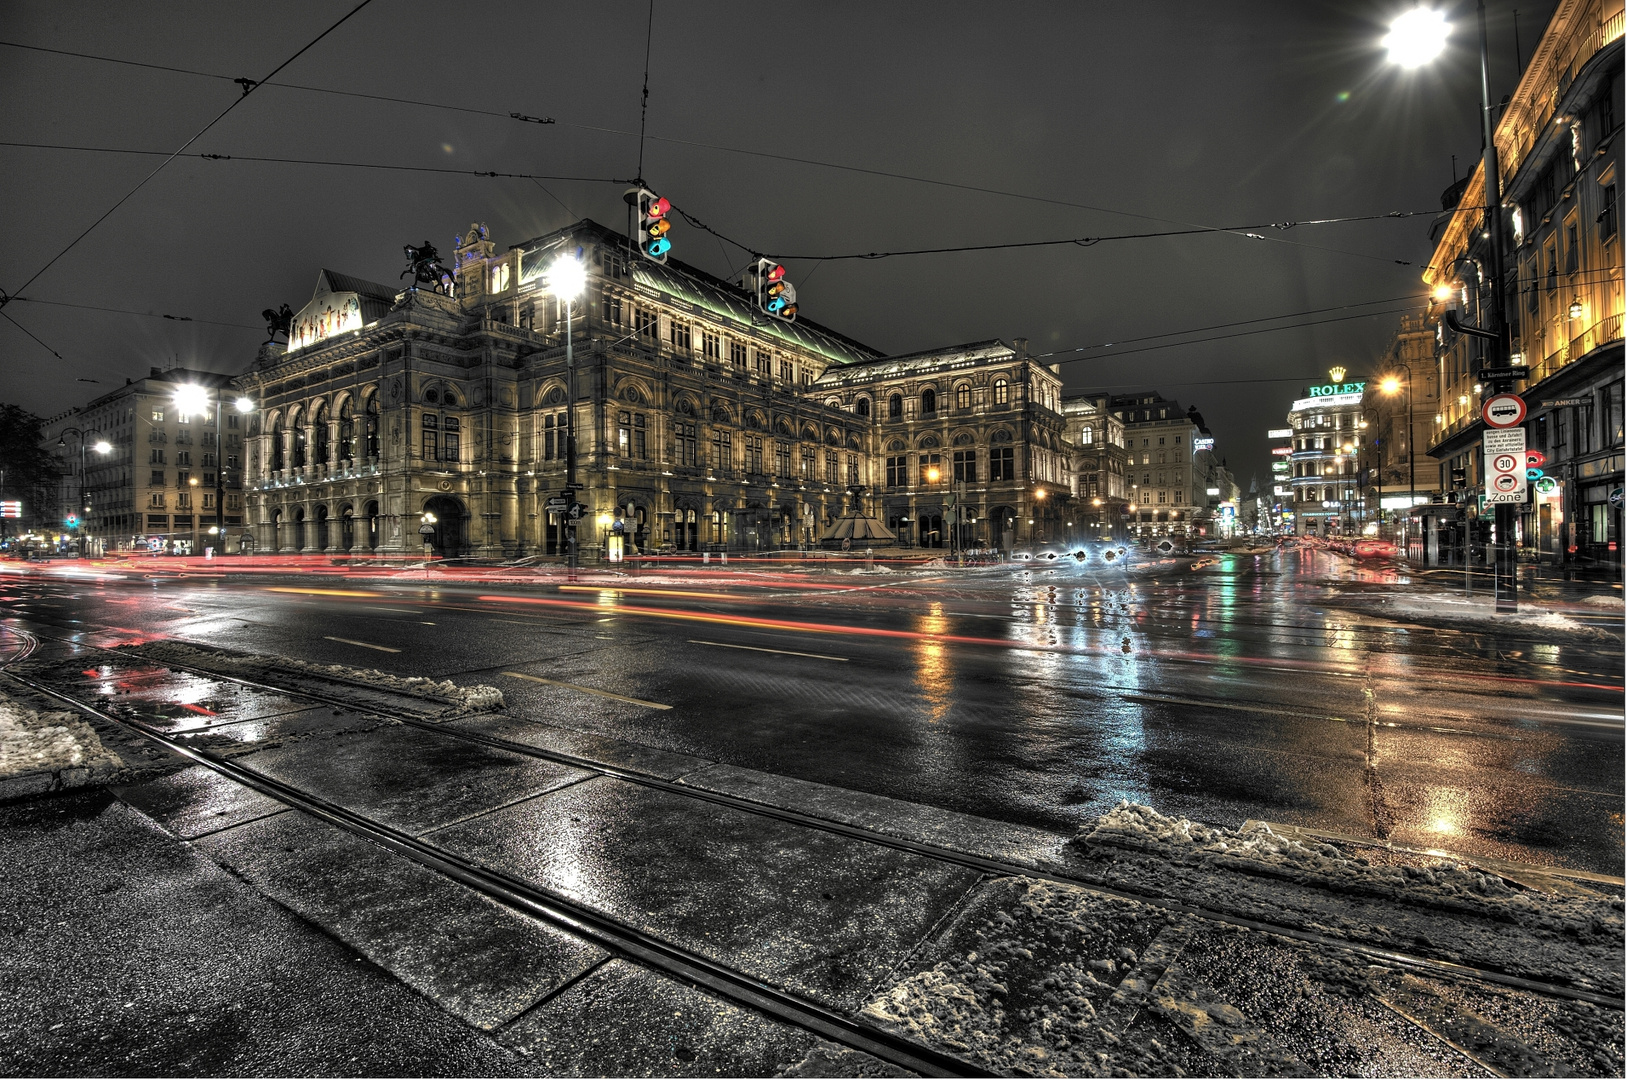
[64,514,79,529]
[630,187,672,263]
[747,258,798,322]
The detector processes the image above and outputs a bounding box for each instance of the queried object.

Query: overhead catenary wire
[2,1,377,308]
[0,37,1433,269]
[0,141,625,184]
[6,295,263,330]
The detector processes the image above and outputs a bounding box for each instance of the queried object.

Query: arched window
[338,400,355,462]
[856,397,870,417]
[955,384,970,410]
[888,394,903,419]
[271,417,286,471]
[364,395,380,458]
[289,409,307,469]
[312,404,329,465]
[921,388,937,415]
[992,378,1010,406]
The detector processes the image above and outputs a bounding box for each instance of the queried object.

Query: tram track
[5,622,1621,1014]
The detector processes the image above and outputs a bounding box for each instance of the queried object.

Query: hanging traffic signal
[748,258,798,322]
[64,514,79,529]
[629,187,672,263]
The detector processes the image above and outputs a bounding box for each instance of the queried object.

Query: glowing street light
[235,396,255,414]
[92,440,113,454]
[172,383,210,418]
[1383,7,1449,67]
[548,255,586,301]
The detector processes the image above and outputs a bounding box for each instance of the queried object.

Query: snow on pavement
[0,693,124,799]
[129,640,504,715]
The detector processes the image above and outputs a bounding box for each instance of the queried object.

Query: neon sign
[1308,381,1365,397]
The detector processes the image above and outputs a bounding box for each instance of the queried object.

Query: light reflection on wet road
[3,549,1621,874]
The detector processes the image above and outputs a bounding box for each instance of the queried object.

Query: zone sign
[1482,394,1527,428]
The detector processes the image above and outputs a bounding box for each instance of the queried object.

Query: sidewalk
[1,638,1622,1077]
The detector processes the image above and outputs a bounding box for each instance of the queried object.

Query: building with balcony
[1424,0,1623,568]
[1107,392,1231,537]
[1285,371,1369,536]
[816,339,1069,550]
[41,367,247,554]
[1061,393,1130,540]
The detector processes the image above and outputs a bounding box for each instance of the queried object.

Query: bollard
[721,551,728,565]
[703,551,710,565]
[865,547,873,570]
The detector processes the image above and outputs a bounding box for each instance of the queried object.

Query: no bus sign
[1482,393,1527,428]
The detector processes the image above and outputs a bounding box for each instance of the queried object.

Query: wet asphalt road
[3,548,1622,875]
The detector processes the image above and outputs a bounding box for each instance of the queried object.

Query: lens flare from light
[1384,8,1449,67]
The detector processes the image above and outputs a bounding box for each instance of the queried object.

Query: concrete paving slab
[115,764,290,839]
[0,790,542,1076]
[447,712,712,780]
[194,809,607,1031]
[497,958,903,1077]
[428,775,984,1011]
[679,762,1069,868]
[242,723,594,836]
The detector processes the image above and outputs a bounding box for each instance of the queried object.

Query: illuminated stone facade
[238,219,1074,556]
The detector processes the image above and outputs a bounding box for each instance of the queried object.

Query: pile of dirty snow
[131,641,503,714]
[0,694,124,799]
[1079,802,1618,928]
[1334,591,1616,638]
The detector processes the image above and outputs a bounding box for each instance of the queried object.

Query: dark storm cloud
[0,0,1551,483]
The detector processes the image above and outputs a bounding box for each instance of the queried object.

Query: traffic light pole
[1475,0,1517,613]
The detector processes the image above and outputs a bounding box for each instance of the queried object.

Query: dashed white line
[689,639,848,662]
[322,636,401,653]
[501,671,671,709]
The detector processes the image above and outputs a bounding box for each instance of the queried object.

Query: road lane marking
[500,671,671,710]
[323,636,401,653]
[689,639,848,662]
[373,607,423,614]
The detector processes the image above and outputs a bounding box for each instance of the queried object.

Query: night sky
[1,1,1552,487]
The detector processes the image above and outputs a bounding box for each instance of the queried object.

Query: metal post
[1477,0,1517,612]
[564,295,578,579]
[215,386,226,556]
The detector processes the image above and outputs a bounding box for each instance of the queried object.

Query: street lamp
[549,255,586,576]
[57,427,112,556]
[176,382,244,557]
[1386,1,1518,611]
[1380,368,1417,521]
[1383,7,1449,67]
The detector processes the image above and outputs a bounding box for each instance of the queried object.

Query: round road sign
[1492,473,1520,493]
[1482,393,1527,428]
[1526,450,1548,468]
[1492,454,1518,473]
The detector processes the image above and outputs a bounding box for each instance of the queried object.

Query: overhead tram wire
[2,0,377,310]
[0,141,625,185]
[0,137,1444,266]
[0,38,1436,269]
[1034,292,1433,360]
[6,295,263,331]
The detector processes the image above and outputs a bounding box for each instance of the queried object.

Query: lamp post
[1386,1,1516,610]
[549,256,587,576]
[1380,370,1416,540]
[57,428,112,556]
[175,382,245,557]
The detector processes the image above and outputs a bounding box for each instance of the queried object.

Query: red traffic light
[645,195,670,220]
[764,262,785,283]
